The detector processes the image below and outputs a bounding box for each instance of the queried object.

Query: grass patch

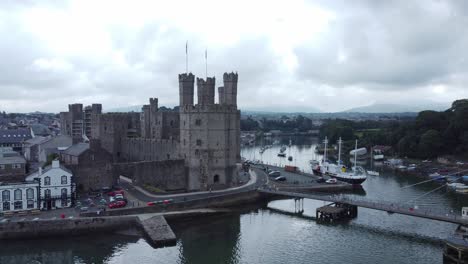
[142,183,166,194]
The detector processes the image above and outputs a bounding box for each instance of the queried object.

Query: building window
[14,201,22,210]
[13,164,21,169]
[195,149,199,156]
[2,190,10,201]
[44,176,51,186]
[0,164,4,170]
[196,139,202,146]
[195,119,201,126]
[3,202,10,211]
[14,189,22,200]
[27,200,34,209]
[26,188,34,200]
[61,176,67,185]
[45,189,51,199]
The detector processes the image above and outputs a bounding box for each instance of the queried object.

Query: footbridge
[259,189,468,225]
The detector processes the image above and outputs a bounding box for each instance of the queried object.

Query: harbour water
[2,136,467,264]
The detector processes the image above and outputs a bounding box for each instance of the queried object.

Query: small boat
[277,153,286,157]
[350,147,367,156]
[397,165,407,170]
[367,170,379,176]
[456,189,468,194]
[288,156,293,161]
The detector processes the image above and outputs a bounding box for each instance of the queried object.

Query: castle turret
[179,73,195,107]
[149,98,158,111]
[223,72,238,106]
[218,86,225,104]
[197,77,215,105]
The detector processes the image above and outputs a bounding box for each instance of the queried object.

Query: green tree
[418,129,443,158]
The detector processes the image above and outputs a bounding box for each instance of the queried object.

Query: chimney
[52,160,60,168]
[39,167,42,175]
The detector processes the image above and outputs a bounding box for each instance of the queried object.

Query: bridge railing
[259,188,463,222]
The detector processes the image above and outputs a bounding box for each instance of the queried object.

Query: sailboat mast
[338,137,342,165]
[354,140,358,173]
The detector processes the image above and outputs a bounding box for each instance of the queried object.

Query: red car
[108,200,126,209]
[107,190,125,197]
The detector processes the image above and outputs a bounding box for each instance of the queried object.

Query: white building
[26,160,73,210]
[0,181,39,212]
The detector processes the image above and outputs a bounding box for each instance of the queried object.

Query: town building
[60,103,102,142]
[0,148,27,182]
[0,128,32,153]
[23,136,48,162]
[37,135,73,163]
[60,140,114,192]
[26,160,73,210]
[0,181,39,212]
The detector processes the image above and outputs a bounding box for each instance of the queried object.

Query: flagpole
[205,49,207,79]
[185,41,188,74]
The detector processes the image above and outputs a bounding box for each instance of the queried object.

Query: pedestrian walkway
[120,169,257,200]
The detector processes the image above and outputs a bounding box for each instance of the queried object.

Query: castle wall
[114,160,187,191]
[120,138,181,162]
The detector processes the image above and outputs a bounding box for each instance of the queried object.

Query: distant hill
[342,103,450,113]
[106,105,178,113]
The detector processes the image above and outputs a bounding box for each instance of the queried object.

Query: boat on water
[313,137,367,185]
[288,156,293,161]
[277,145,287,157]
[367,170,379,176]
[447,182,468,190]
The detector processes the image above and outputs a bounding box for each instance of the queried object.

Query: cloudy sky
[1,0,468,113]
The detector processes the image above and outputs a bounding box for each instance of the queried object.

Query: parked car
[163,199,173,204]
[107,190,125,196]
[316,177,325,183]
[274,176,286,182]
[326,178,337,184]
[115,193,124,199]
[268,171,281,177]
[108,200,126,209]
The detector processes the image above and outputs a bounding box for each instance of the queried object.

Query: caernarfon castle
[60,72,241,192]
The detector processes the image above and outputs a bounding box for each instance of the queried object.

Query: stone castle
[60,72,241,192]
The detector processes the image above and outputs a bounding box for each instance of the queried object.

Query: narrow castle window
[195,119,201,126]
[196,139,202,146]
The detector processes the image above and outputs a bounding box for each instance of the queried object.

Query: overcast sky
[1,0,468,113]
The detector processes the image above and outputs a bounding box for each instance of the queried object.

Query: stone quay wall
[0,216,138,240]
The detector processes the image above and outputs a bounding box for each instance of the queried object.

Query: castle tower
[179,73,195,107]
[223,72,238,106]
[180,72,241,191]
[197,77,215,105]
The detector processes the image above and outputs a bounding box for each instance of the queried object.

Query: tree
[418,130,443,158]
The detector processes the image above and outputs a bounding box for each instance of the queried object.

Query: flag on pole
[186,41,188,55]
[205,49,207,60]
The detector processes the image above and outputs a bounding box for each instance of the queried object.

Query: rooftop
[0,129,32,144]
[62,143,89,156]
[0,155,26,165]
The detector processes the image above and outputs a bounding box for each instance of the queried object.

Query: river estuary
[1,136,467,264]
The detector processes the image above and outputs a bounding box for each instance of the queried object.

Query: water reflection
[0,234,140,264]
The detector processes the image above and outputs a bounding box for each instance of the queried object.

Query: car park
[274,176,286,182]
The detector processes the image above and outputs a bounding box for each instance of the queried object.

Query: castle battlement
[196,77,216,86]
[223,72,238,82]
[178,73,195,82]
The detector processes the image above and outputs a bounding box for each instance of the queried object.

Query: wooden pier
[316,203,358,223]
